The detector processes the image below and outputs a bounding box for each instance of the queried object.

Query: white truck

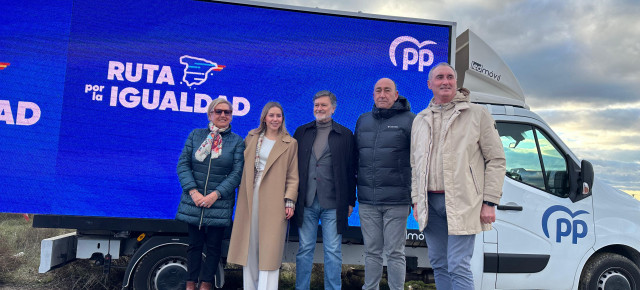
[2,1,639,289]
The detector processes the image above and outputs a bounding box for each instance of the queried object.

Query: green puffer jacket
[176,126,244,227]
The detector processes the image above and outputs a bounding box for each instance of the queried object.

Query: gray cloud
[586,150,640,164]
[572,1,640,82]
[537,107,640,132]
[475,1,640,107]
[591,159,640,192]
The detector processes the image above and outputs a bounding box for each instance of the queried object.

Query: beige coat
[227,129,299,270]
[411,92,505,235]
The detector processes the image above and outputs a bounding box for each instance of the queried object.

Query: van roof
[455,30,528,109]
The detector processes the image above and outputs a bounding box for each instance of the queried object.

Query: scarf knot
[195,122,228,162]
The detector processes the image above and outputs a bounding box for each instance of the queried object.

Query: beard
[314,113,331,123]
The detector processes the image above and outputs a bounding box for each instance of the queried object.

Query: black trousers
[187,224,225,283]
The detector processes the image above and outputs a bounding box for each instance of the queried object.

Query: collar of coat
[246,128,294,143]
[417,91,470,117]
[212,124,233,135]
[372,95,411,119]
[245,129,294,176]
[299,119,349,135]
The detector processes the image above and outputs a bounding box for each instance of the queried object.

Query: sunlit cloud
[627,190,640,200]
[532,105,640,162]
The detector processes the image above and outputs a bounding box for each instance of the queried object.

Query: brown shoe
[199,281,212,290]
[186,281,197,290]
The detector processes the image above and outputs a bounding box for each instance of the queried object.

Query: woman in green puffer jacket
[176,97,244,290]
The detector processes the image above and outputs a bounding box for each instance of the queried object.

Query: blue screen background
[0,0,452,230]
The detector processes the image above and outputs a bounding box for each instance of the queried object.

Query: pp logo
[389,36,436,72]
[542,205,589,244]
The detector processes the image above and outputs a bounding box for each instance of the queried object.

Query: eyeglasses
[211,109,232,116]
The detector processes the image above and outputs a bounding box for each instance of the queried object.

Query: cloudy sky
[262,0,640,196]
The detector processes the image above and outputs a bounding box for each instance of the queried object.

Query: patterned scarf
[254,132,266,173]
[195,122,228,162]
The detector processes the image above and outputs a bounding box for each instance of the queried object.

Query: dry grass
[45,259,127,290]
[0,213,125,289]
[404,281,437,290]
[0,213,65,286]
[221,262,363,289]
[276,263,435,289]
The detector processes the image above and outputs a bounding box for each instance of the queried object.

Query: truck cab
[458,30,640,290]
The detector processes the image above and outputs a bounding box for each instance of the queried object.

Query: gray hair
[207,97,233,114]
[428,62,457,81]
[313,90,337,107]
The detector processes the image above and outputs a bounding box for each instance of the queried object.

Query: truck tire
[579,252,640,290]
[132,245,188,290]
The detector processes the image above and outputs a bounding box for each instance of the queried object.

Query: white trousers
[242,266,279,290]
[243,170,279,290]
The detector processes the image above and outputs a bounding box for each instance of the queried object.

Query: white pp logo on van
[389,36,436,72]
[542,205,589,244]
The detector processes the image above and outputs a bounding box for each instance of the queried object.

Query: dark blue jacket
[293,120,356,234]
[176,126,244,227]
[355,96,415,205]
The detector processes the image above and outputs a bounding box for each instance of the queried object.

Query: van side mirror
[568,159,594,202]
[580,160,594,195]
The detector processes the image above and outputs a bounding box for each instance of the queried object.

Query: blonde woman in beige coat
[227,102,298,290]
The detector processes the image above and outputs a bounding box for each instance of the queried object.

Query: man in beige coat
[411,63,505,290]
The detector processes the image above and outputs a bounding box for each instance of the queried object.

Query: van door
[491,122,595,289]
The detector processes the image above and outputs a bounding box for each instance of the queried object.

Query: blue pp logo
[542,205,589,244]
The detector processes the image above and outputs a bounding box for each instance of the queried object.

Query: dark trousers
[187,224,225,283]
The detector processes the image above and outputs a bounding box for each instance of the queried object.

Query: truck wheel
[133,245,188,290]
[579,252,640,290]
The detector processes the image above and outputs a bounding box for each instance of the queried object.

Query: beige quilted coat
[411,92,505,234]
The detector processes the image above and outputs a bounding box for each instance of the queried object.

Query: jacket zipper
[424,121,431,198]
[372,119,380,202]
[199,154,213,230]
